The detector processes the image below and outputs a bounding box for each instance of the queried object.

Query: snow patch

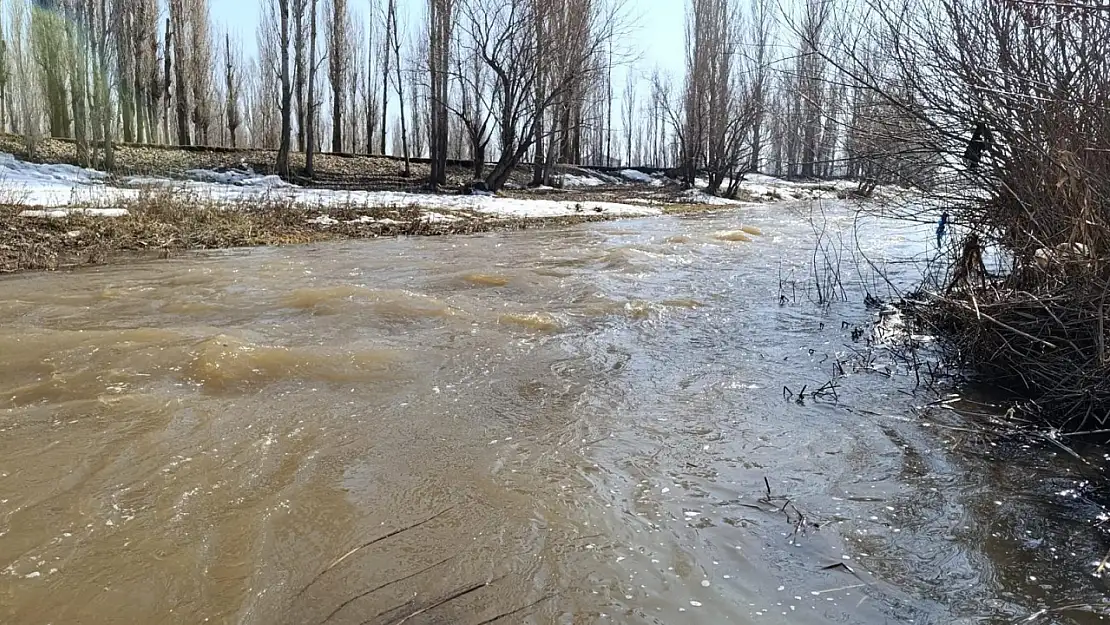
[19,208,129,218]
[421,212,462,223]
[0,152,108,184]
[619,169,663,186]
[307,215,339,226]
[0,152,661,220]
[183,168,293,189]
[0,152,134,206]
[680,189,744,205]
[559,173,606,188]
[619,169,654,183]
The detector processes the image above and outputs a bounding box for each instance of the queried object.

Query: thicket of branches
[0,0,936,192]
[827,0,1110,432]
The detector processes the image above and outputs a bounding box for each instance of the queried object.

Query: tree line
[0,0,934,193]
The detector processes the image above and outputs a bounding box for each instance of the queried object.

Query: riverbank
[0,144,898,273]
[0,197,746,273]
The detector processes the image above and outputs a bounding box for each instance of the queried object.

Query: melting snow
[619,169,661,185]
[681,189,745,205]
[420,212,462,223]
[0,152,663,220]
[20,208,129,218]
[0,152,901,227]
[182,168,292,188]
[559,173,606,188]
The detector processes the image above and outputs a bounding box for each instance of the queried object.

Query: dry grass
[0,190,623,273]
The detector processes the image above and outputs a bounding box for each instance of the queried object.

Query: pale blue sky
[210,0,689,81]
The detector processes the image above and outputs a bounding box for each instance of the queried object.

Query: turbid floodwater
[1,202,1108,624]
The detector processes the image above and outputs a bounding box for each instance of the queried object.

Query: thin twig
[296,506,456,598]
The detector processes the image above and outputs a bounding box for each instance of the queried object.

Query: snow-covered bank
[695,173,893,202]
[0,153,662,220]
[0,152,903,227]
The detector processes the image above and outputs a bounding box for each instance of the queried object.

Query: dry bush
[836,0,1110,431]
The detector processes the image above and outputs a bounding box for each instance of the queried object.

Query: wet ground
[1,201,1108,624]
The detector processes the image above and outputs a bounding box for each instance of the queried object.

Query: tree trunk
[96,0,114,170]
[428,0,451,189]
[134,29,147,144]
[365,35,374,155]
[170,8,191,146]
[388,0,408,174]
[332,87,343,152]
[294,0,306,151]
[380,0,393,156]
[329,0,347,153]
[276,0,293,179]
[118,10,135,144]
[397,70,409,174]
[163,18,172,144]
[225,33,239,148]
[306,0,319,176]
[471,135,484,180]
[67,20,89,167]
[530,5,545,187]
[749,112,762,172]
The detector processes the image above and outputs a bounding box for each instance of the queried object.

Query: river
[1,201,1107,624]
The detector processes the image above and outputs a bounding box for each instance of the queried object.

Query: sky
[210,0,689,83]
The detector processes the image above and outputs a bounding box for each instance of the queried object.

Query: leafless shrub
[833,0,1110,431]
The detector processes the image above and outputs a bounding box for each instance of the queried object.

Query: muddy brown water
[2,203,1108,625]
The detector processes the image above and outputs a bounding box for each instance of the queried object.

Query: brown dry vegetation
[841,0,1110,432]
[0,196,616,274]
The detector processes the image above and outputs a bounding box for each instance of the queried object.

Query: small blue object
[936,212,949,248]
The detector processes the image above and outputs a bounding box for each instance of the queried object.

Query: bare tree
[275,0,293,178]
[162,17,172,143]
[63,3,88,164]
[824,0,1110,428]
[795,0,831,178]
[188,0,214,144]
[363,9,380,155]
[88,0,115,169]
[621,67,636,166]
[8,1,37,150]
[447,29,492,180]
[386,0,409,173]
[409,64,425,158]
[133,0,161,144]
[0,22,10,133]
[169,0,190,144]
[659,0,757,194]
[292,0,308,151]
[116,0,136,143]
[306,0,320,175]
[326,0,350,153]
[31,3,70,139]
[455,0,624,192]
[256,2,282,148]
[747,0,772,171]
[224,33,243,147]
[380,0,394,155]
[428,0,453,188]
